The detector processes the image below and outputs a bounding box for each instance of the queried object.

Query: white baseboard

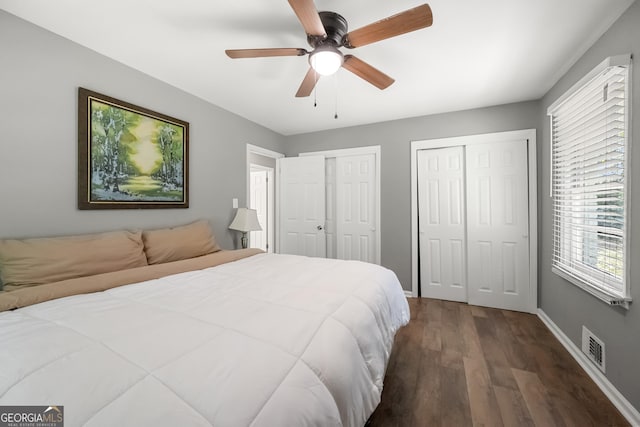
[404,290,414,298]
[537,309,640,426]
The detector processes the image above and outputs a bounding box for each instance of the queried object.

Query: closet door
[335,154,376,263]
[325,158,337,259]
[466,140,529,312]
[277,156,326,257]
[417,147,467,302]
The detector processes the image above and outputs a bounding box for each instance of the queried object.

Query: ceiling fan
[225,0,433,97]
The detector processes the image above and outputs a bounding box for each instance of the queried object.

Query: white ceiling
[0,0,634,135]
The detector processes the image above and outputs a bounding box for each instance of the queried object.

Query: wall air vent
[581,326,605,373]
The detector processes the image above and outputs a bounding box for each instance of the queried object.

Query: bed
[0,221,409,427]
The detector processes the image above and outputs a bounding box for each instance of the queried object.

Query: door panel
[417,147,467,302]
[336,154,376,263]
[466,139,529,312]
[278,156,326,257]
[325,158,337,259]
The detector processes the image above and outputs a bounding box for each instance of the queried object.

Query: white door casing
[336,154,377,263]
[417,147,467,302]
[246,144,284,252]
[465,139,530,312]
[277,156,326,257]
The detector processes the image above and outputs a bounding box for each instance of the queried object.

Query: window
[548,54,631,306]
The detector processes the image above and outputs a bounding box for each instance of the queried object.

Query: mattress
[0,253,409,426]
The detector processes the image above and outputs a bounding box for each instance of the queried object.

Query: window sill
[552,267,631,310]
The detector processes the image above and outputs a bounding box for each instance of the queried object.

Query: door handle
[317,225,324,230]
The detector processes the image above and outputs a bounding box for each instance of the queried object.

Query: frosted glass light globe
[309,46,344,76]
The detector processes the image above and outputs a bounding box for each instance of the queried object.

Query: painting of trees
[78,88,188,209]
[90,104,139,193]
[154,124,184,189]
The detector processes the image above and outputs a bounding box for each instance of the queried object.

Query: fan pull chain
[313,70,318,107]
[334,72,339,119]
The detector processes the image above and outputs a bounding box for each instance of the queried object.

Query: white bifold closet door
[417,147,467,302]
[417,139,530,312]
[335,154,376,262]
[280,152,378,264]
[466,140,530,312]
[325,158,338,259]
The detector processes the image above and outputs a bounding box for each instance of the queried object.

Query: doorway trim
[246,144,284,251]
[249,165,275,252]
[410,129,538,313]
[300,146,382,265]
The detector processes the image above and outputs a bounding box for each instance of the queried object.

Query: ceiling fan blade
[225,48,308,59]
[288,0,326,37]
[342,55,395,90]
[295,68,319,97]
[343,4,433,48]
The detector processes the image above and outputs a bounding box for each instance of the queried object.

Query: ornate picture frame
[78,87,189,209]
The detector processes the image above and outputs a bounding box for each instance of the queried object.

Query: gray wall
[0,11,284,249]
[284,101,540,291]
[3,0,639,412]
[538,1,640,410]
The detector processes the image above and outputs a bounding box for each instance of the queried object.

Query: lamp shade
[229,208,262,232]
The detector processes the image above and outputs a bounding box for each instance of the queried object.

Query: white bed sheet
[0,253,409,427]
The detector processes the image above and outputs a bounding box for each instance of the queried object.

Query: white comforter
[0,253,409,427]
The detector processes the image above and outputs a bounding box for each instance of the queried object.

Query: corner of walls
[537,0,640,413]
[282,100,542,291]
[0,10,286,249]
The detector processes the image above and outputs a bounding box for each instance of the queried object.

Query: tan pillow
[142,220,220,265]
[0,230,148,290]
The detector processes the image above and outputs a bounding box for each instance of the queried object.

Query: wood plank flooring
[368,298,629,427]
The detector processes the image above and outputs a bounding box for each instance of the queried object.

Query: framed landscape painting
[78,88,189,209]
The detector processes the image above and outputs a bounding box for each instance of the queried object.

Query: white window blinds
[548,55,631,305]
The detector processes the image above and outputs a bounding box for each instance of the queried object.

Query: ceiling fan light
[309,46,344,76]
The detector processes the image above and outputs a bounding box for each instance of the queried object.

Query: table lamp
[229,207,262,249]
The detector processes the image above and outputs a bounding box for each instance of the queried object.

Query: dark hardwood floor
[369,298,629,427]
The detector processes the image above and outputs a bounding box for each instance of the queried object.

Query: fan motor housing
[308,11,348,48]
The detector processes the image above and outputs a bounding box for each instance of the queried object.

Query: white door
[277,156,326,257]
[336,154,376,263]
[325,158,337,259]
[417,147,467,302]
[249,169,269,252]
[466,140,530,312]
